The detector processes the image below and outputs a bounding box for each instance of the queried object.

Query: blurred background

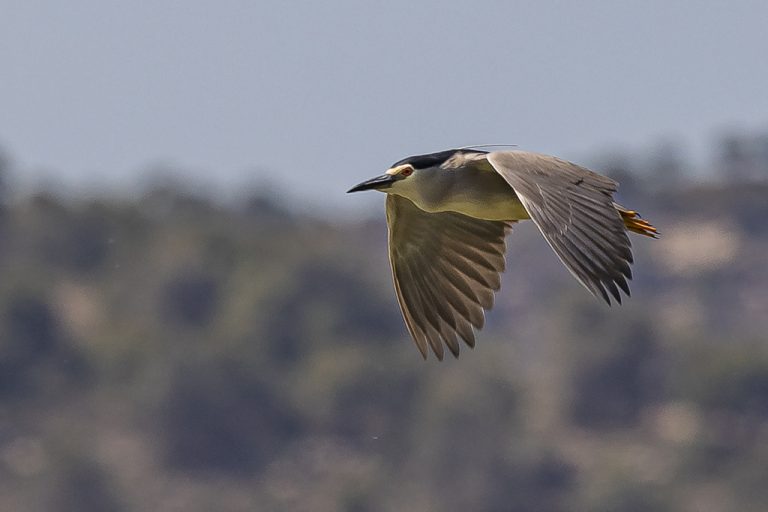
[2,1,768,511]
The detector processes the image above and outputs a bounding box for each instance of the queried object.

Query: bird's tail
[614,204,659,238]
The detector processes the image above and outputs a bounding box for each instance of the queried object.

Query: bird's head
[346,162,416,194]
[347,149,484,194]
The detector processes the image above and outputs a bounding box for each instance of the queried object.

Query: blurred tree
[24,195,112,275]
[162,271,219,328]
[241,187,292,221]
[568,317,663,429]
[683,348,768,418]
[0,147,8,203]
[648,140,686,191]
[755,132,768,179]
[718,132,750,179]
[49,454,125,512]
[263,260,401,363]
[715,131,768,182]
[60,213,112,274]
[160,362,302,474]
[0,292,87,398]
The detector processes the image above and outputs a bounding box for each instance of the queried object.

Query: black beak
[347,174,396,193]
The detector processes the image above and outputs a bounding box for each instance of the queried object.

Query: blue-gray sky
[1,1,767,209]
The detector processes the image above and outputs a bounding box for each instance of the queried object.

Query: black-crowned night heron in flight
[348,148,658,360]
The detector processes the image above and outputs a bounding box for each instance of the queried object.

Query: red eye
[401,167,413,177]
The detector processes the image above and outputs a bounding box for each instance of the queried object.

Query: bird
[347,148,658,360]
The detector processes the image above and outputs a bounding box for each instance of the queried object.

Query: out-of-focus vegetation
[0,133,767,512]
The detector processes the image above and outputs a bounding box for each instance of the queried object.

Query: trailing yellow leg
[615,204,659,238]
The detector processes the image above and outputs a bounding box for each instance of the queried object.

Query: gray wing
[386,194,514,360]
[487,151,633,305]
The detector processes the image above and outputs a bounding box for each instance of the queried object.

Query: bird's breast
[440,189,530,220]
[423,169,530,221]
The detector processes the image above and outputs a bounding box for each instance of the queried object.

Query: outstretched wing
[487,151,633,304]
[386,194,514,360]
